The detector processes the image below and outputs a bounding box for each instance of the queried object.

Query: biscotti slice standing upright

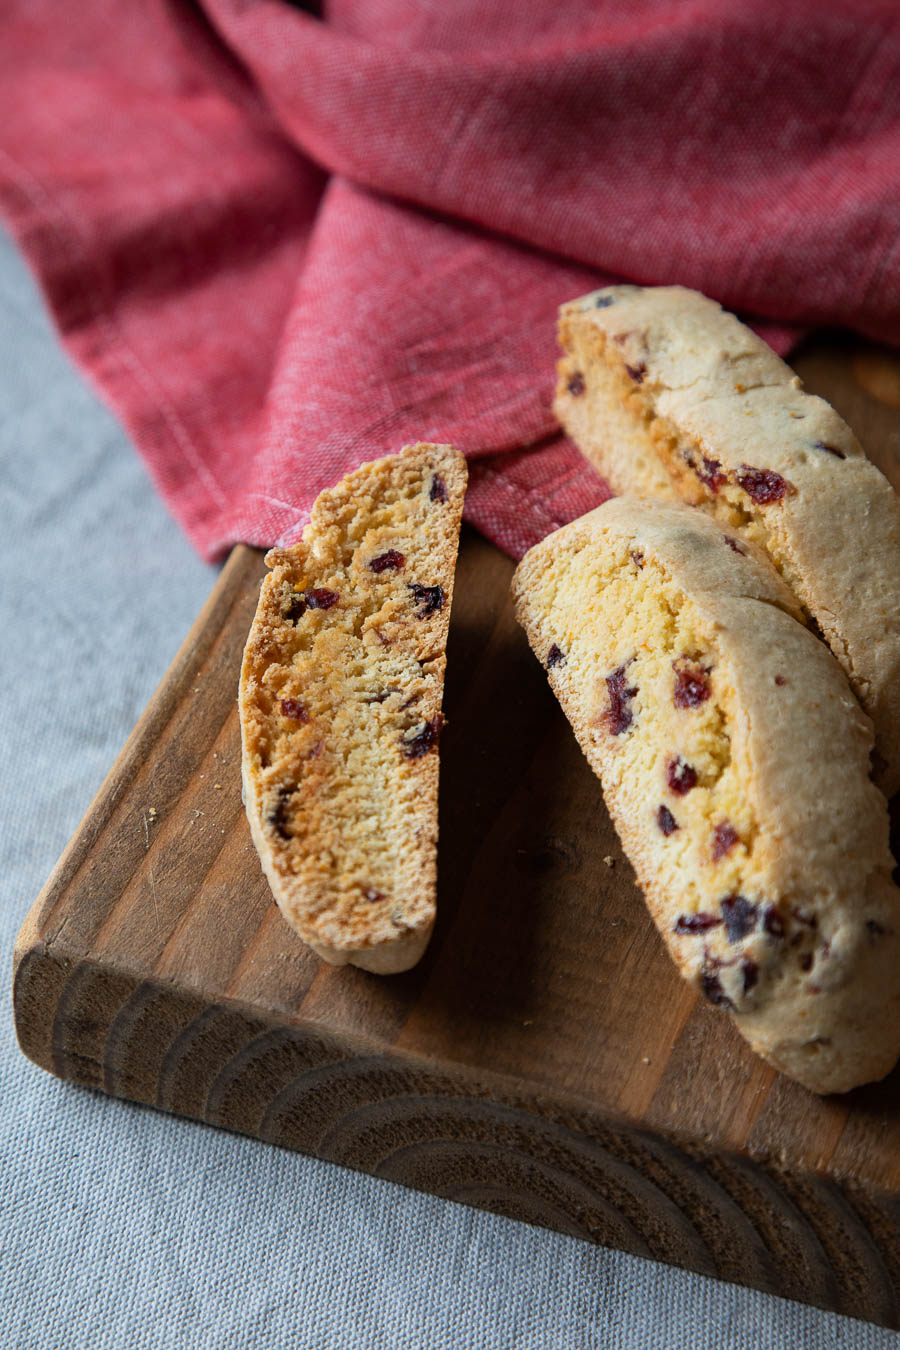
[554,284,900,794]
[513,496,900,1094]
[240,443,467,974]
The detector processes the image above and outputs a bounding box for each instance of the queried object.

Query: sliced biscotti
[512,496,900,1094]
[239,443,467,974]
[554,284,900,795]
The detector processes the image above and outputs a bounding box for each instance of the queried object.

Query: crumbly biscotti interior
[519,539,783,988]
[556,339,680,502]
[513,505,900,1092]
[240,443,466,973]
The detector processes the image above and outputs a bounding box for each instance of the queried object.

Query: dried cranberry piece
[546,644,565,669]
[741,958,759,993]
[721,893,758,942]
[667,758,697,795]
[280,698,309,723]
[774,674,787,686]
[657,805,679,836]
[697,456,727,491]
[430,473,448,503]
[675,912,722,934]
[267,787,293,840]
[625,362,647,383]
[369,550,406,573]
[602,661,638,735]
[712,821,739,862]
[813,440,846,460]
[723,535,745,555]
[567,372,586,397]
[595,294,615,308]
[304,588,339,610]
[737,465,789,505]
[763,907,785,939]
[409,583,444,618]
[401,714,444,759]
[701,969,734,1010]
[672,658,711,709]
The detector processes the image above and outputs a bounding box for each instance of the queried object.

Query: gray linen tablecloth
[2,226,897,1349]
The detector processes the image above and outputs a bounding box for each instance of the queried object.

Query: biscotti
[239,443,467,974]
[554,284,900,795]
[512,496,900,1093]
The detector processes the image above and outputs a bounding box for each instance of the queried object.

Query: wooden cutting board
[14,337,900,1328]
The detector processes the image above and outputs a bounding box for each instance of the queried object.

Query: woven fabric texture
[2,0,897,560]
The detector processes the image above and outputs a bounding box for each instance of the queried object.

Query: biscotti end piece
[240,443,467,974]
[513,496,900,1093]
[554,284,900,795]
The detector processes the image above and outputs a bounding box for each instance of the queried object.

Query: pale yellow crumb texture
[239,443,467,974]
[513,497,900,1094]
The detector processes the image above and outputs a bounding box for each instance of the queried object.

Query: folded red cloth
[1,0,897,560]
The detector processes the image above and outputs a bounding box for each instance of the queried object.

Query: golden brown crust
[554,284,900,794]
[239,443,467,973]
[513,497,900,1094]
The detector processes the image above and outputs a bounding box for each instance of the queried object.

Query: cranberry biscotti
[554,284,900,795]
[239,443,467,974]
[512,496,900,1093]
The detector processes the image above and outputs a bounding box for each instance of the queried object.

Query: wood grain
[13,336,900,1328]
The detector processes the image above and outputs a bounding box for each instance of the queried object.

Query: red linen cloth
[1,0,898,561]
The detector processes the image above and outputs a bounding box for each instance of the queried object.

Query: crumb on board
[141,807,159,852]
[603,855,616,867]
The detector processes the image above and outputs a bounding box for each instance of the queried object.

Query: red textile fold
[1,0,898,560]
